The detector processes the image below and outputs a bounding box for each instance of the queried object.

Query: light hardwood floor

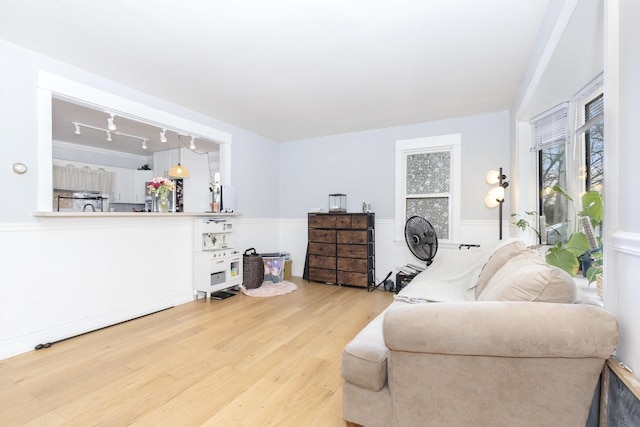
[0,277,393,426]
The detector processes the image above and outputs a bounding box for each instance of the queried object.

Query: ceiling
[0,0,551,143]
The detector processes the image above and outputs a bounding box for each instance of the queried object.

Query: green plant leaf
[586,266,602,284]
[546,247,580,276]
[514,219,528,231]
[552,185,574,202]
[579,191,603,224]
[564,232,591,257]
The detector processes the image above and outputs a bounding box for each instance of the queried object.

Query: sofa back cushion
[474,240,527,298]
[478,251,577,303]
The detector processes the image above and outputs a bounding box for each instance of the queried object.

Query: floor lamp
[485,167,509,240]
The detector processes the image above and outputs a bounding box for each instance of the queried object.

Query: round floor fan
[404,216,439,267]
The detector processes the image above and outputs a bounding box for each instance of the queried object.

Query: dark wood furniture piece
[307,212,375,289]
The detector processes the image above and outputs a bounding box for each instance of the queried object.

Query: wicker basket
[243,248,264,289]
[596,275,604,299]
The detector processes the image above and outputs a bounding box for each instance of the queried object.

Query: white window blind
[530,102,569,151]
[576,94,604,136]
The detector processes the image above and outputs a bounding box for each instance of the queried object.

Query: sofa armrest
[383,301,618,359]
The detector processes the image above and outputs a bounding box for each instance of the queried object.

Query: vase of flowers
[147,177,175,213]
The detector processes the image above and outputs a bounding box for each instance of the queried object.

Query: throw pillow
[473,240,527,298]
[478,252,577,303]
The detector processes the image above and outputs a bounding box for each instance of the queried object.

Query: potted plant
[511,211,541,243]
[544,186,603,277]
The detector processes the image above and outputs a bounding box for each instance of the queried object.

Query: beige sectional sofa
[341,239,619,427]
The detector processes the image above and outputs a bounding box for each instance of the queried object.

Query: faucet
[82,204,95,212]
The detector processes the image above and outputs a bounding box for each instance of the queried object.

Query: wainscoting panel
[609,231,640,377]
[0,218,196,359]
[612,231,640,257]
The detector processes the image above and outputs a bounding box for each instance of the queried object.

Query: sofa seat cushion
[341,311,389,391]
[478,251,577,303]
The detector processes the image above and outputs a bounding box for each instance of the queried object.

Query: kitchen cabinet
[112,168,134,203]
[112,169,153,204]
[306,213,375,289]
[133,170,153,203]
[153,150,174,179]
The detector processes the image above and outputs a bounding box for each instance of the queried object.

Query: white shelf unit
[193,217,243,299]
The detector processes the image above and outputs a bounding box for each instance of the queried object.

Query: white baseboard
[0,291,192,360]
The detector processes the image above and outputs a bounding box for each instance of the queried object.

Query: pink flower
[147,177,175,196]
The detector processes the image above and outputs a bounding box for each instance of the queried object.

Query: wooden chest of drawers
[306,213,375,289]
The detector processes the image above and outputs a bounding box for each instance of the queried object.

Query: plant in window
[545,186,603,277]
[511,211,541,242]
[585,248,603,284]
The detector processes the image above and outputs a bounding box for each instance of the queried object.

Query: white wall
[0,40,281,222]
[279,111,510,220]
[606,0,640,376]
[511,0,640,380]
[0,218,195,357]
[0,40,281,359]
[277,112,511,278]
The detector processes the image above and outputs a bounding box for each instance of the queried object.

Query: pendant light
[168,147,190,178]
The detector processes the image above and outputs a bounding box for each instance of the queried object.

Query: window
[539,144,568,244]
[395,134,461,245]
[584,93,604,192]
[532,77,604,246]
[531,103,569,244]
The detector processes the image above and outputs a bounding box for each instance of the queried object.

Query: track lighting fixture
[73,121,151,147]
[72,120,206,156]
[107,113,117,131]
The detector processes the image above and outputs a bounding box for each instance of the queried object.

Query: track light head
[106,131,112,142]
[74,123,81,135]
[189,136,196,150]
[160,129,167,143]
[107,113,117,131]
[142,139,148,150]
